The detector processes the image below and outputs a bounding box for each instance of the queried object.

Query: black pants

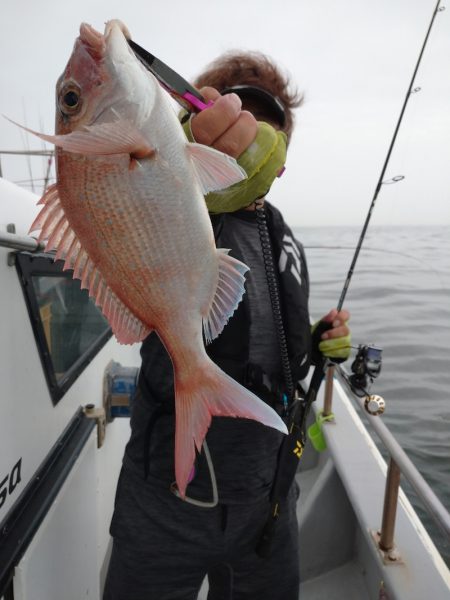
[103,468,300,600]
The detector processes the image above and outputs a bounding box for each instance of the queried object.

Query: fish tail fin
[174,359,287,498]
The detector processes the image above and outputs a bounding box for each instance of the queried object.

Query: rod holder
[323,365,335,417]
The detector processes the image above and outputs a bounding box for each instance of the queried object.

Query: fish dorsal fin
[30,185,151,345]
[186,143,247,194]
[203,249,249,343]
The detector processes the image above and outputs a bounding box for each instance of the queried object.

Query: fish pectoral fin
[31,183,151,345]
[186,143,247,194]
[5,116,154,158]
[203,249,249,343]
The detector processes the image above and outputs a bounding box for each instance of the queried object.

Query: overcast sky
[0,0,449,226]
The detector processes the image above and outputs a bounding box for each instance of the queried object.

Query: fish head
[55,20,157,135]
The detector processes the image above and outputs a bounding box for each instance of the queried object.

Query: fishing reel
[349,344,383,396]
[348,344,385,415]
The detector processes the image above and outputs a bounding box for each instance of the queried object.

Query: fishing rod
[306,0,445,407]
[256,0,446,557]
[336,0,445,312]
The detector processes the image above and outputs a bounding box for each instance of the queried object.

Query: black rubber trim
[14,251,112,405]
[0,408,96,597]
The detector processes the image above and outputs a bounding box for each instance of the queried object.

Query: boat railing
[323,365,450,561]
[0,149,55,192]
[0,230,43,253]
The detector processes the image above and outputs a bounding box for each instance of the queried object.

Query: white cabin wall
[95,418,131,592]
[13,433,100,600]
[0,178,141,596]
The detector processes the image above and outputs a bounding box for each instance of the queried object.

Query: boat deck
[300,559,369,599]
[297,451,373,599]
[198,380,450,600]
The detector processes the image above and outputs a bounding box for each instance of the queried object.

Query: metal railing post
[379,457,401,552]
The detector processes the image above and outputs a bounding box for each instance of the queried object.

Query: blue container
[104,361,139,420]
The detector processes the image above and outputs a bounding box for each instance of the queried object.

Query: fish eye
[64,91,79,107]
[59,82,82,115]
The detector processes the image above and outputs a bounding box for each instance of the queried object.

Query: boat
[0,176,449,599]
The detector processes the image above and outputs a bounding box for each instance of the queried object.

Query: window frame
[15,251,112,405]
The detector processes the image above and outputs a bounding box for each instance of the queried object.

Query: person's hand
[179,87,286,213]
[190,87,258,158]
[311,308,351,363]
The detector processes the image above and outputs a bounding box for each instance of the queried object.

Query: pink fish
[18,20,287,496]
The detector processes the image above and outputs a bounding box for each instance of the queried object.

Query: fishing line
[20,99,35,195]
[12,177,56,185]
[304,245,447,288]
[337,0,445,311]
[170,440,219,507]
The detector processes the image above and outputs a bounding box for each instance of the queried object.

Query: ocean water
[293,225,450,565]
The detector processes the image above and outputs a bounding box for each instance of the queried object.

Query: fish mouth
[78,20,132,60]
[79,22,106,58]
[104,19,132,41]
[79,19,131,60]
[102,19,135,63]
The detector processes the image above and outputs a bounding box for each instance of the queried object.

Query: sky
[0,0,449,227]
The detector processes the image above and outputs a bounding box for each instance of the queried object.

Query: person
[103,51,351,600]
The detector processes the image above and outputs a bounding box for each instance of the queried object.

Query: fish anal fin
[202,249,249,343]
[187,143,247,194]
[105,291,152,345]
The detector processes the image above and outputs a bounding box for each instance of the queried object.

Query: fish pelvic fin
[202,249,249,344]
[5,116,154,158]
[187,143,247,194]
[174,359,288,498]
[30,184,151,345]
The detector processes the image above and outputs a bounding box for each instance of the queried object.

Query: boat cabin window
[16,252,112,405]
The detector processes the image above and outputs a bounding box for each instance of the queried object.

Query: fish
[16,20,287,497]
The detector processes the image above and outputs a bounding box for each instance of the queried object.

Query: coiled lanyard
[255,201,295,404]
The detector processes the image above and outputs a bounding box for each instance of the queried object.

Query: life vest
[207,202,311,407]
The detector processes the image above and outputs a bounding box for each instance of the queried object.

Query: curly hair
[193,51,303,142]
